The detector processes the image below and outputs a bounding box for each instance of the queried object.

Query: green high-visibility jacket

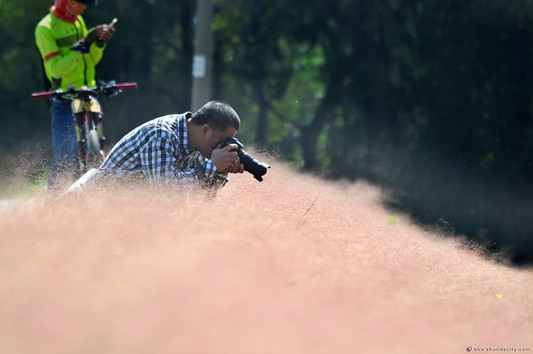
[35,13,105,91]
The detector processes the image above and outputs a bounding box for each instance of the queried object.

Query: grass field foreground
[0,156,532,353]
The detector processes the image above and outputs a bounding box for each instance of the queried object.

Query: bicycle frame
[72,91,106,173]
[32,81,137,175]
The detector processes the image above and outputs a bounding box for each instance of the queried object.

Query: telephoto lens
[220,138,270,181]
[236,149,270,181]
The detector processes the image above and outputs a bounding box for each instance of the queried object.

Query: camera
[218,137,270,182]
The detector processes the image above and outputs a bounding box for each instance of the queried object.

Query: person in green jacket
[35,0,115,190]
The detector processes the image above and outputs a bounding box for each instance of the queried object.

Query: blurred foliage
[0,0,532,263]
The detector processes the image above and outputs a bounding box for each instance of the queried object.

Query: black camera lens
[237,149,270,182]
[218,137,270,182]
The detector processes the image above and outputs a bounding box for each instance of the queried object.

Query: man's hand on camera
[211,144,244,174]
[226,157,245,174]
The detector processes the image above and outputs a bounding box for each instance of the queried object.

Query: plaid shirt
[94,113,228,190]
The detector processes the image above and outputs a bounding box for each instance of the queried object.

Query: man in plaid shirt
[69,101,244,193]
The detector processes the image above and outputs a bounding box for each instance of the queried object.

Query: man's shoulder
[36,13,80,32]
[157,112,190,122]
[129,113,187,140]
[36,13,53,30]
[152,113,190,131]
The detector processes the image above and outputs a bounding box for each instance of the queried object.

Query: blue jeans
[48,99,78,190]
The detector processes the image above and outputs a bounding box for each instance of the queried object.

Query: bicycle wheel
[86,128,105,169]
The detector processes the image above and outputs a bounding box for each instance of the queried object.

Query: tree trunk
[300,96,330,171]
[256,86,269,145]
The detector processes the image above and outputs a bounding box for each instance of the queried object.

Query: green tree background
[1,0,532,264]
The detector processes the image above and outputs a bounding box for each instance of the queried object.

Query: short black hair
[190,101,241,132]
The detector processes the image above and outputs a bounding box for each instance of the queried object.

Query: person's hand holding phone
[86,18,117,47]
[98,18,117,44]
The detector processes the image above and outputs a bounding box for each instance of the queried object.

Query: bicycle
[32,81,137,175]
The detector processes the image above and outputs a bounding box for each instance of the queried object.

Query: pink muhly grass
[0,155,531,353]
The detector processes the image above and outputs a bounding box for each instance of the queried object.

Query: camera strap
[194,164,206,180]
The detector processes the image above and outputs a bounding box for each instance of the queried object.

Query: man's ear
[201,124,210,136]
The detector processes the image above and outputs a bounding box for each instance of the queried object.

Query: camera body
[218,137,270,182]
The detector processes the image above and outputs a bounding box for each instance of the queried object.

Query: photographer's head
[191,101,241,132]
[187,101,241,159]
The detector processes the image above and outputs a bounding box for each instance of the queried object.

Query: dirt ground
[0,156,532,353]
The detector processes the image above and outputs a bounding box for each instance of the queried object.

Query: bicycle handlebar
[31,91,55,100]
[115,82,138,90]
[31,81,138,100]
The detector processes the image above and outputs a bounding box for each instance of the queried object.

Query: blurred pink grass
[0,157,532,353]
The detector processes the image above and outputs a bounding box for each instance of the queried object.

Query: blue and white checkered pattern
[94,113,228,189]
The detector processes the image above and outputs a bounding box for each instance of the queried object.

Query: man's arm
[138,136,227,188]
[88,43,104,66]
[85,22,112,65]
[35,25,83,79]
